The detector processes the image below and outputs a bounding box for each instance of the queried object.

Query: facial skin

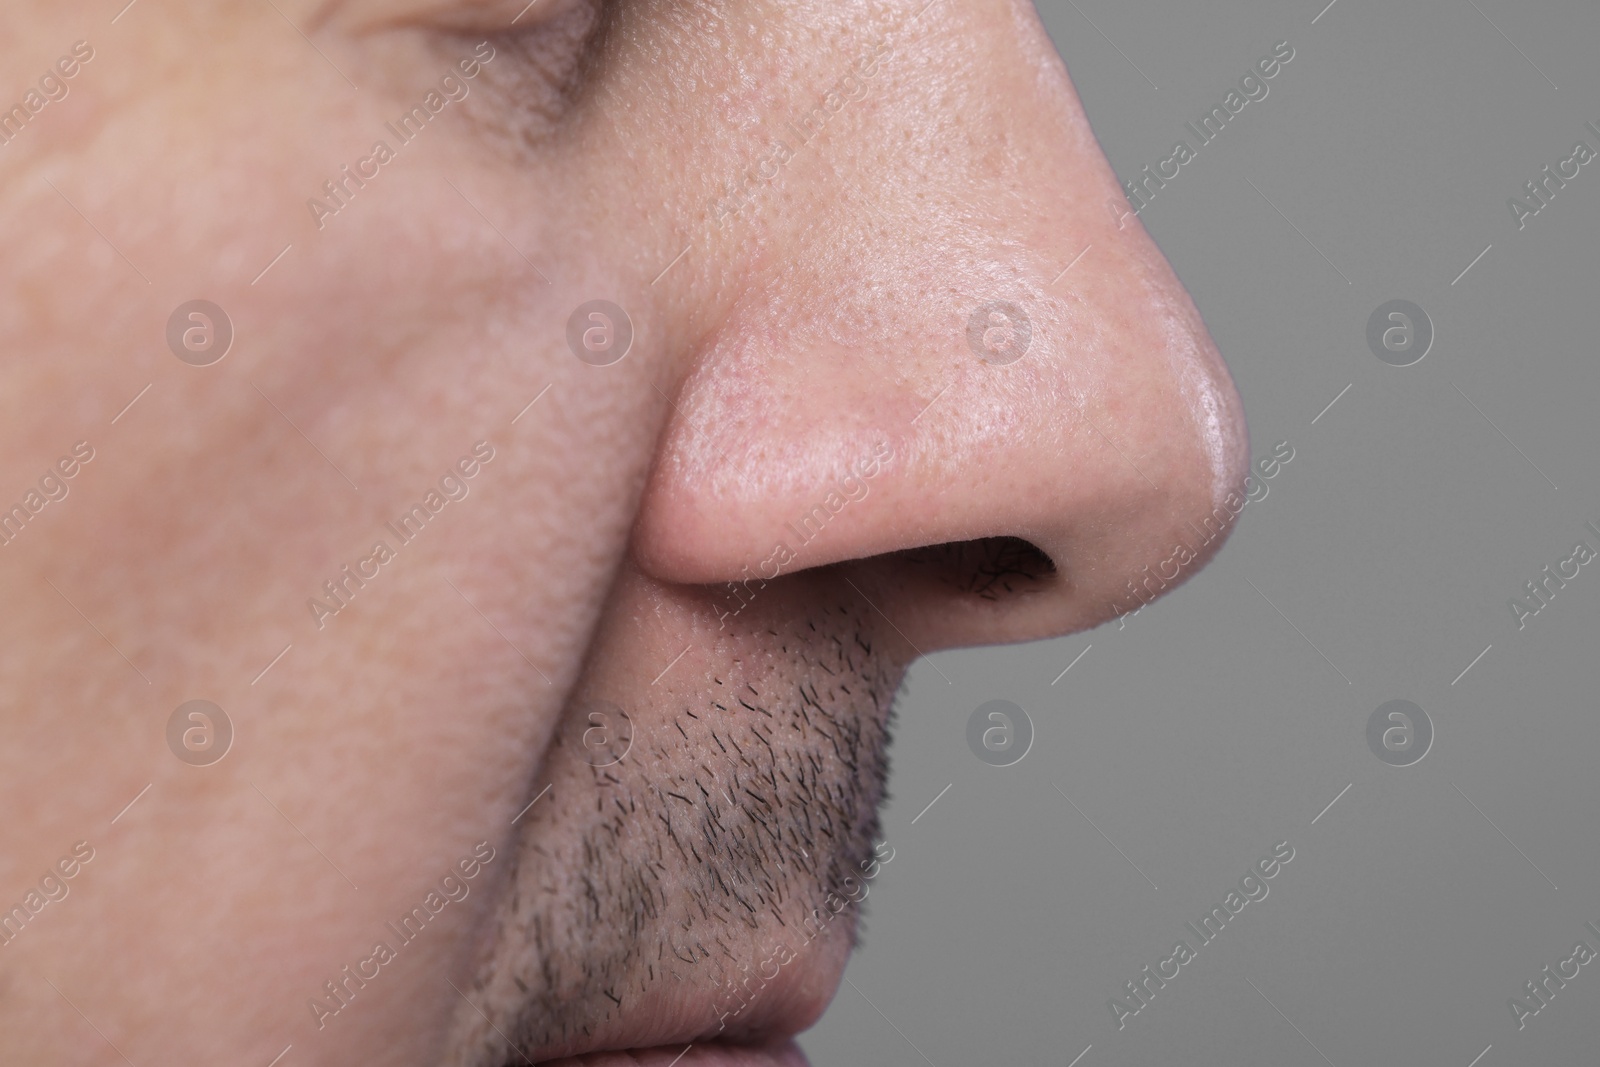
[0,1,1246,1064]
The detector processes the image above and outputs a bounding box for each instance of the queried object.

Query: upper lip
[521,939,842,1063]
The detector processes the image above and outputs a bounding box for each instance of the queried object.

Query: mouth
[536,1038,810,1066]
[515,930,846,1066]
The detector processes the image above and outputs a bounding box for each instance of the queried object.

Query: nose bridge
[698,0,1096,272]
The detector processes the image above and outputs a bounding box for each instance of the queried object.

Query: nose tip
[1036,250,1252,637]
[1052,237,1252,618]
[863,255,1250,651]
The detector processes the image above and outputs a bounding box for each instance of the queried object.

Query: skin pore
[0,1,1246,1064]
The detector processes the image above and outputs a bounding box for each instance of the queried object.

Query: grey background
[804,1,1600,1064]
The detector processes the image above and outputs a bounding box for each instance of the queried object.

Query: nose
[630,0,1248,651]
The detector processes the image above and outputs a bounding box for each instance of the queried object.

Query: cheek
[0,47,678,1060]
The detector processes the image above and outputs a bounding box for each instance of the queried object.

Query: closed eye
[335,0,608,145]
[440,0,609,147]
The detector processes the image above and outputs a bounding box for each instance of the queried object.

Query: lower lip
[544,1040,810,1067]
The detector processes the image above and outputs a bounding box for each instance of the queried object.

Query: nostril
[891,536,1058,601]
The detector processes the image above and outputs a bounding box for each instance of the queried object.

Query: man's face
[0,1,1245,1063]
